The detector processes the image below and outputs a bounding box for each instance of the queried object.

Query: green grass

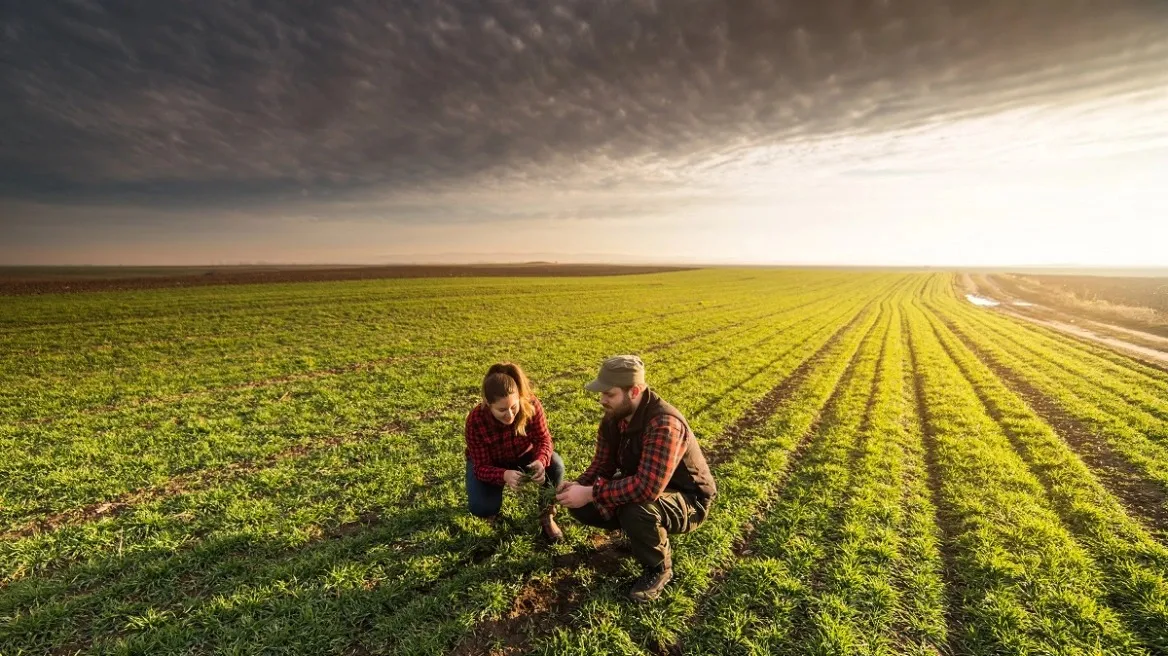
[2,269,1168,655]
[932,286,1168,508]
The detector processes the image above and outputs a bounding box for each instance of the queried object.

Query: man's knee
[567,504,597,525]
[568,503,614,528]
[617,502,660,529]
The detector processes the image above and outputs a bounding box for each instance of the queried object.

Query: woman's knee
[547,452,566,485]
[468,497,502,518]
[465,463,504,517]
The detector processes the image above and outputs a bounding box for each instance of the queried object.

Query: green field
[2,269,1167,655]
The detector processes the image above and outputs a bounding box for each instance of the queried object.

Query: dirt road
[1003,311,1168,368]
[961,273,1168,370]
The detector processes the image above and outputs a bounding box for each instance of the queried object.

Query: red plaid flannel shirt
[577,413,687,520]
[464,396,554,486]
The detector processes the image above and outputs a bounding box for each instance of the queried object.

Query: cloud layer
[3,0,1166,207]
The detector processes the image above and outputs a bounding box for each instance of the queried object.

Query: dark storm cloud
[1,0,1165,206]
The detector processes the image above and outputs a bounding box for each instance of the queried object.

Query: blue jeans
[466,451,565,518]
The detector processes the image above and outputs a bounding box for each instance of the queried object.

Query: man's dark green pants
[568,490,711,570]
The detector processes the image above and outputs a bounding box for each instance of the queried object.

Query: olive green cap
[584,355,646,392]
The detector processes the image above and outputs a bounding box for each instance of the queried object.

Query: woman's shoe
[540,504,564,543]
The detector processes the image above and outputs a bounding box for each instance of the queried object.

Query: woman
[464,362,565,542]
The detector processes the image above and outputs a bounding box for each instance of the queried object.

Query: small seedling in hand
[517,464,556,508]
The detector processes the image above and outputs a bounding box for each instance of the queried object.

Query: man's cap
[584,355,646,392]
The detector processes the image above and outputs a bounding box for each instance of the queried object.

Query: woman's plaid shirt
[464,396,554,486]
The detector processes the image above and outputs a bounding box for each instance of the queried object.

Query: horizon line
[3,261,1167,272]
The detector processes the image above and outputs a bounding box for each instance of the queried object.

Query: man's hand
[555,483,595,509]
[526,460,546,485]
[556,480,573,494]
[503,470,524,491]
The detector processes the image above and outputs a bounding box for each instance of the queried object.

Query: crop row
[926,281,1168,525]
[919,298,1168,650]
[671,293,911,654]
[906,290,1157,654]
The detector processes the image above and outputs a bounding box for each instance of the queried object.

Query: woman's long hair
[482,362,536,436]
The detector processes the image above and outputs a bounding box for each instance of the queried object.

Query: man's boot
[540,504,564,543]
[628,563,672,603]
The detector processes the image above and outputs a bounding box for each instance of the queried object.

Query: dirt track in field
[960,273,1168,370]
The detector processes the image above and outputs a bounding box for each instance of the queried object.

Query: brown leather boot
[539,504,564,543]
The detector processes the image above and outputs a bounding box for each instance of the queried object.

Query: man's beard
[603,396,634,421]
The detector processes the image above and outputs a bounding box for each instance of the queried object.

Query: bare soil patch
[450,533,628,656]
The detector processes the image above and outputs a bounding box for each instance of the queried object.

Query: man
[556,355,717,602]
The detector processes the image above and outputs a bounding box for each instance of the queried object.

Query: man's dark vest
[600,388,717,502]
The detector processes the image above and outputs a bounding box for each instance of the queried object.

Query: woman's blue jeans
[466,451,565,518]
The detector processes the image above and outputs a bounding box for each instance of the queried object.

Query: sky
[2,0,1167,267]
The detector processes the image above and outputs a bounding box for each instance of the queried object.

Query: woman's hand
[503,469,524,491]
[526,461,546,485]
